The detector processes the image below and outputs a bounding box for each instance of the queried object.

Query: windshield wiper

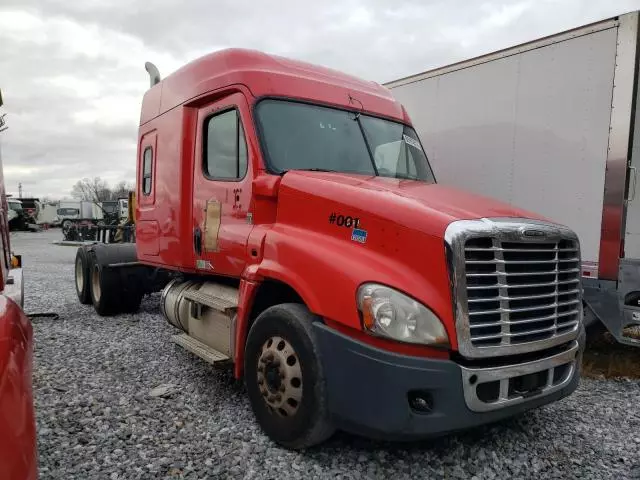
[352,115,379,176]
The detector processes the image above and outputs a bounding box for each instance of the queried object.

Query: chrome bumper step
[172,333,230,365]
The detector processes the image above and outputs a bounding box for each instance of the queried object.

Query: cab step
[172,333,230,364]
[182,288,237,313]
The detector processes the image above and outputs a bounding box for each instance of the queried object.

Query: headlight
[357,283,449,347]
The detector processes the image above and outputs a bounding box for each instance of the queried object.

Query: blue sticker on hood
[351,228,367,244]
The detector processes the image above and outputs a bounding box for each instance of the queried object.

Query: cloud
[0,0,639,198]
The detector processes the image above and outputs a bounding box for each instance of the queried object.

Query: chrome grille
[465,238,581,347]
[445,218,583,358]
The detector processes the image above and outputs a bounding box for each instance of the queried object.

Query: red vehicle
[74,49,586,448]
[0,90,37,478]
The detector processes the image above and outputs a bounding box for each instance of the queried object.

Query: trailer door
[623,21,640,261]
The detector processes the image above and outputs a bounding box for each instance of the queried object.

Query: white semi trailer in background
[386,11,640,346]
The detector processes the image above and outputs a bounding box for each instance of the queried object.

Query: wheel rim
[75,257,84,293]
[257,336,302,417]
[91,265,101,302]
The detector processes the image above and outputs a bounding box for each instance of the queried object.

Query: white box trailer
[37,202,59,226]
[386,11,640,346]
[57,200,102,227]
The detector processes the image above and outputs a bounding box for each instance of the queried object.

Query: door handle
[194,226,202,256]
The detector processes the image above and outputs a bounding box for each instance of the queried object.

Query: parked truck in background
[73,49,585,448]
[0,89,38,479]
[386,11,640,347]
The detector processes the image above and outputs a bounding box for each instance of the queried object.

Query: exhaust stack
[144,62,161,88]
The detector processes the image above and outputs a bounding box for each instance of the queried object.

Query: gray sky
[0,0,639,199]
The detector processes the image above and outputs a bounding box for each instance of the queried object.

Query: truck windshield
[8,201,22,213]
[256,99,435,182]
[57,208,79,216]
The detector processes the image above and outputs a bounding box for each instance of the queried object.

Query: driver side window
[204,109,248,180]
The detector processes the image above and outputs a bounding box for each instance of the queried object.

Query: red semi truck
[0,90,37,478]
[74,49,586,448]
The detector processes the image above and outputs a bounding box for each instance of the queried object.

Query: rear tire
[244,303,334,449]
[121,293,143,313]
[90,257,120,316]
[75,248,92,305]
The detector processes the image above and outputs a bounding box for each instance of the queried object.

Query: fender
[255,224,456,345]
[88,242,138,266]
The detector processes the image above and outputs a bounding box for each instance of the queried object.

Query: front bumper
[313,323,584,440]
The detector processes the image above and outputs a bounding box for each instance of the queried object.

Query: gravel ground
[13,229,640,479]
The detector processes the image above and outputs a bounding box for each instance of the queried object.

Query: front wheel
[244,303,334,449]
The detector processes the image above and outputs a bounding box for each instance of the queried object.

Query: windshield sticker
[403,134,422,151]
[351,228,367,244]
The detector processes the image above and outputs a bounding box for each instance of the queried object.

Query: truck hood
[279,171,546,237]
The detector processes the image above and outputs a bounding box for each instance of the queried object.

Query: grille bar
[469,299,580,316]
[468,288,581,303]
[467,268,580,277]
[469,309,580,328]
[466,278,580,290]
[465,247,578,253]
[466,258,579,265]
[469,320,579,342]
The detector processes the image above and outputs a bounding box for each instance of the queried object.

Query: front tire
[244,304,334,449]
[75,248,92,304]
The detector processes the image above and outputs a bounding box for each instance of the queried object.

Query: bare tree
[110,181,134,200]
[40,196,58,205]
[71,177,134,202]
[71,177,111,202]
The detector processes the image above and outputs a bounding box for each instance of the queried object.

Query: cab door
[192,93,253,277]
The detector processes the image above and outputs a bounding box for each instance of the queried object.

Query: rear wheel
[62,219,72,232]
[244,303,334,449]
[90,259,120,316]
[75,248,92,305]
[121,292,143,313]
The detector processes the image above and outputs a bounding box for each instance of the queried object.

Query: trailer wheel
[74,248,92,304]
[244,303,334,449]
[90,259,120,316]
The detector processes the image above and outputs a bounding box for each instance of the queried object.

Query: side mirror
[253,173,281,198]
